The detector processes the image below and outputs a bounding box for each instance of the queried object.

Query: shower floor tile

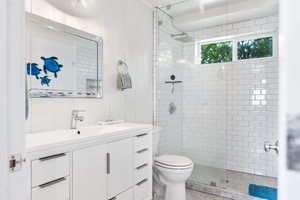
[187,189,233,200]
[226,170,277,194]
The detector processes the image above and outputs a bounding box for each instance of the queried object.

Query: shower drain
[210,181,217,187]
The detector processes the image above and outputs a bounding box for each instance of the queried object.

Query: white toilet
[152,126,193,200]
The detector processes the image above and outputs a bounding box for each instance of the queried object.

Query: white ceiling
[45,0,279,32]
[45,0,107,18]
[154,0,279,31]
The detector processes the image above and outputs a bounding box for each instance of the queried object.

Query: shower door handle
[264,140,279,154]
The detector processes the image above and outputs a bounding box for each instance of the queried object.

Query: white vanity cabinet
[72,138,134,200]
[31,152,70,200]
[107,138,133,199]
[73,144,108,200]
[27,123,152,200]
[114,187,133,200]
[133,133,150,200]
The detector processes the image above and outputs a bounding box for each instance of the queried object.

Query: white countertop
[26,123,152,153]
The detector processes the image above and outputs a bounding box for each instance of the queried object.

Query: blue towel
[248,184,277,200]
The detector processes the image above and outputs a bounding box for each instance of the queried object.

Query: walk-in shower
[154,0,279,199]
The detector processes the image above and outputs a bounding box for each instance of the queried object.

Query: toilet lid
[155,155,193,167]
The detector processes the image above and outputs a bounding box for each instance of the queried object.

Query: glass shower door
[155,0,229,189]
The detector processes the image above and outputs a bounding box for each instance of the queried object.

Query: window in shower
[200,41,232,64]
[197,31,276,65]
[237,36,273,60]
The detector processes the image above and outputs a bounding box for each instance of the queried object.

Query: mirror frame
[26,12,103,99]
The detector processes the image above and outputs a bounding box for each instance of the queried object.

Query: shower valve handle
[264,140,279,154]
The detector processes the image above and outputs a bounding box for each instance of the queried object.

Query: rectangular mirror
[26,12,103,98]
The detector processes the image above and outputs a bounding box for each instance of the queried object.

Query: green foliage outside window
[199,36,273,65]
[201,41,232,64]
[237,37,273,60]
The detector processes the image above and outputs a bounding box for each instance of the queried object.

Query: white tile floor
[187,189,232,200]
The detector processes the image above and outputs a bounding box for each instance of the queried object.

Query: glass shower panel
[154,8,184,156]
[156,0,229,189]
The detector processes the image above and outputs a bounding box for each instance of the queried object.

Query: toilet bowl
[152,127,194,200]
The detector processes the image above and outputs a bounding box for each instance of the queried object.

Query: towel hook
[117,60,128,74]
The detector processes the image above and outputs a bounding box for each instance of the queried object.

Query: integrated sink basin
[50,125,125,139]
[26,123,152,152]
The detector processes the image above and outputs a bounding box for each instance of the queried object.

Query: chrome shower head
[171,33,195,43]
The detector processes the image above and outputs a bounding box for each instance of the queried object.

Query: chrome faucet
[71,110,85,129]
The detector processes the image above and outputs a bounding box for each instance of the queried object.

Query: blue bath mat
[248,184,277,200]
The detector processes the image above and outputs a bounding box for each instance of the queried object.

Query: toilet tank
[152,126,161,157]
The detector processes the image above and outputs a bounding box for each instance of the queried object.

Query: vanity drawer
[134,179,149,200]
[134,149,148,168]
[32,153,70,187]
[134,164,149,184]
[32,176,69,200]
[134,133,149,152]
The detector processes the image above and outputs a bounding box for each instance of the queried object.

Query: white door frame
[279,0,300,199]
[0,0,26,200]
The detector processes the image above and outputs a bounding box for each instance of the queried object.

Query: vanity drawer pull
[109,198,116,200]
[107,153,110,174]
[39,177,66,188]
[136,133,148,137]
[39,153,66,162]
[137,179,148,186]
[137,164,148,170]
[137,148,148,154]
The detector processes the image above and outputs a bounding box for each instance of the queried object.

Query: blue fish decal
[26,63,42,79]
[41,56,63,78]
[40,76,51,86]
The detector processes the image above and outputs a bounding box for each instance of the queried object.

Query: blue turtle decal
[40,76,51,86]
[41,56,63,78]
[26,63,42,79]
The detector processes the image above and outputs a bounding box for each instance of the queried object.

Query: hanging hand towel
[117,73,132,91]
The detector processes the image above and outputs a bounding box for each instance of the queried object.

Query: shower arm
[171,33,188,38]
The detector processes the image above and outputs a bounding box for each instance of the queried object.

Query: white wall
[25,0,153,133]
[183,15,279,177]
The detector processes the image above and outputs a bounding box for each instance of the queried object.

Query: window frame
[195,29,278,65]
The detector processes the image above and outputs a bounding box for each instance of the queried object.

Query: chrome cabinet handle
[137,148,148,154]
[39,153,66,162]
[136,133,147,137]
[39,177,66,188]
[137,164,148,170]
[137,179,148,186]
[107,153,110,174]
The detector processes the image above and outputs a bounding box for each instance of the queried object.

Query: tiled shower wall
[75,45,100,92]
[183,15,279,178]
[154,9,183,155]
[154,9,279,178]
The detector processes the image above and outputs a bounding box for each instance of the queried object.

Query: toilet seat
[154,155,193,170]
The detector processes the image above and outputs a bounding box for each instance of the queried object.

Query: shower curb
[186,181,267,200]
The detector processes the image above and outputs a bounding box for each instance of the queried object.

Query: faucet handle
[72,110,85,115]
[73,109,85,112]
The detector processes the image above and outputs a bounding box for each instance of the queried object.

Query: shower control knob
[264,140,279,154]
[169,102,176,114]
